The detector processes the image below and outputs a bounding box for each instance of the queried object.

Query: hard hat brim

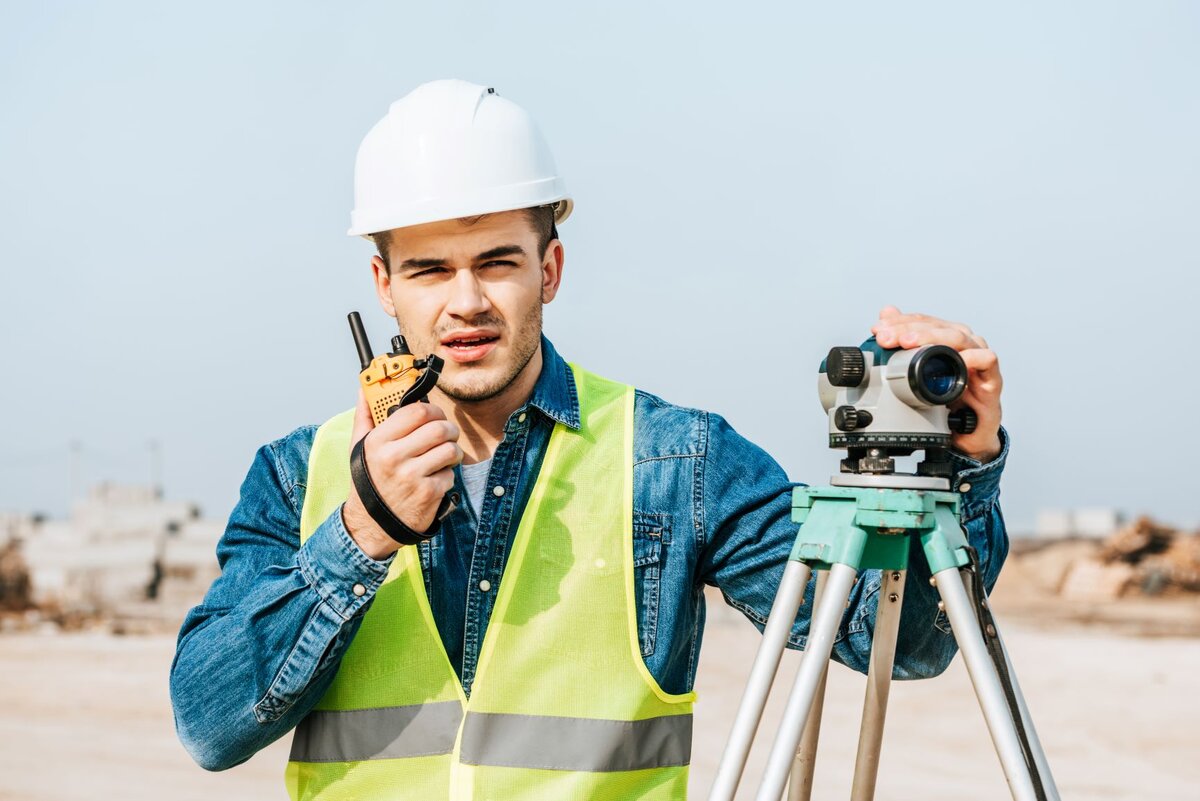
[349,190,572,239]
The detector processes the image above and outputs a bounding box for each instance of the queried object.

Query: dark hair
[373,205,559,273]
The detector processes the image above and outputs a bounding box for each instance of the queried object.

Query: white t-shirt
[460,457,493,518]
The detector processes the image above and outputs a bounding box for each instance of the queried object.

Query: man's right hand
[342,390,461,560]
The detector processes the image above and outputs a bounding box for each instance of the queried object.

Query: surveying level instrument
[709,338,1058,801]
[347,311,456,533]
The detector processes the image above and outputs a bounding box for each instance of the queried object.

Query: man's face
[371,210,563,403]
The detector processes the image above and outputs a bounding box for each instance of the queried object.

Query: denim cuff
[947,426,1009,521]
[296,504,395,621]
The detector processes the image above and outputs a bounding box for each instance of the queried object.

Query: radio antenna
[347,312,374,370]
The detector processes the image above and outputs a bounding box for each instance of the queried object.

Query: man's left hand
[870,305,1003,463]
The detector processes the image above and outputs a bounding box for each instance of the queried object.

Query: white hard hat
[348,79,573,238]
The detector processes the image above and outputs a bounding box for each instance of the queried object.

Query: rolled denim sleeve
[699,412,1011,680]
[169,432,394,771]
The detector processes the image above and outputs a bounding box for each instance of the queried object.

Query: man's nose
[444,270,491,319]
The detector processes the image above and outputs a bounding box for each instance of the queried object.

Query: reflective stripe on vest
[288,366,695,801]
[459,712,692,772]
[290,701,463,762]
[291,705,692,771]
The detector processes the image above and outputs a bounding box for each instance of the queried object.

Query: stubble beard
[433,301,543,404]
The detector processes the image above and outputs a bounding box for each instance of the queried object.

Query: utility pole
[69,439,82,512]
[149,438,163,499]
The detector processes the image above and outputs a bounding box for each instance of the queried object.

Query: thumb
[959,348,1000,380]
[351,387,375,447]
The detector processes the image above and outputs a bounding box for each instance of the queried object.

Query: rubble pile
[1060,516,1200,601]
[0,540,32,611]
[0,484,222,633]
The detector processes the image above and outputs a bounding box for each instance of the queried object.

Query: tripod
[707,472,1059,801]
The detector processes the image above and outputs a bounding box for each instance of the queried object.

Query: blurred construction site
[0,484,222,635]
[4,484,1198,637]
[1,487,1198,800]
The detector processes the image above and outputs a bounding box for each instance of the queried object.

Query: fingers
[959,347,1000,381]
[353,390,449,450]
[351,388,375,447]
[875,324,977,351]
[958,349,1003,405]
[378,419,461,467]
[410,442,464,478]
[873,307,1004,463]
[373,400,448,441]
[879,305,903,320]
[343,394,460,556]
[873,318,987,351]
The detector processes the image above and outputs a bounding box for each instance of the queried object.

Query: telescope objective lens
[907,345,967,405]
[920,354,958,396]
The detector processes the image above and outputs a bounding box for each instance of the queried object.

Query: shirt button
[959,482,972,493]
[352,583,366,597]
[493,485,506,497]
[479,579,492,592]
[517,412,527,423]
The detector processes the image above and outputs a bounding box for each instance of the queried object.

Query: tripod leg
[754,563,858,801]
[709,560,813,801]
[934,566,1041,801]
[788,570,831,801]
[989,611,1061,799]
[849,569,906,801]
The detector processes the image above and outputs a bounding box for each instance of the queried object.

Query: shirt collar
[527,335,580,430]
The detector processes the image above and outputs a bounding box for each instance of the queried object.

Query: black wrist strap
[349,436,439,546]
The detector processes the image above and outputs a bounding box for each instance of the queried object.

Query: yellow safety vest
[286,366,696,800]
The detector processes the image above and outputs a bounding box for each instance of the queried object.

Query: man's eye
[411,267,448,278]
[482,260,517,269]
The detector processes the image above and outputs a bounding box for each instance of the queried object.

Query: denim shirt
[170,337,1010,771]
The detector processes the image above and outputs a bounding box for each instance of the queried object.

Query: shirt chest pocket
[535,509,670,658]
[633,512,671,658]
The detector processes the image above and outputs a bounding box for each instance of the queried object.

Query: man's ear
[540,240,565,304]
[371,255,397,317]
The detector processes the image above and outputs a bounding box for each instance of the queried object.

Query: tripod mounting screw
[826,347,867,387]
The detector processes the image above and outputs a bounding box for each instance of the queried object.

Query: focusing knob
[834,406,874,432]
[826,347,867,387]
[948,407,978,434]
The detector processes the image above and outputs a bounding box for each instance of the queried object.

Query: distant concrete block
[1034,508,1124,539]
[1060,559,1135,601]
[1035,510,1073,539]
[1074,508,1123,539]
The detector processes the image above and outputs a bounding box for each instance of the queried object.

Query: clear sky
[2,1,1197,533]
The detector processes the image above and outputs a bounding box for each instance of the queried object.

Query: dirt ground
[2,582,1198,800]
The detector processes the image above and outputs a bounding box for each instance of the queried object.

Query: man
[170,80,1008,799]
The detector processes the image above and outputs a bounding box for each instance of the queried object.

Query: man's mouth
[443,332,499,349]
[441,331,501,363]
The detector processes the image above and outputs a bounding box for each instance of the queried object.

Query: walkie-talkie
[348,311,445,423]
[347,311,456,541]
